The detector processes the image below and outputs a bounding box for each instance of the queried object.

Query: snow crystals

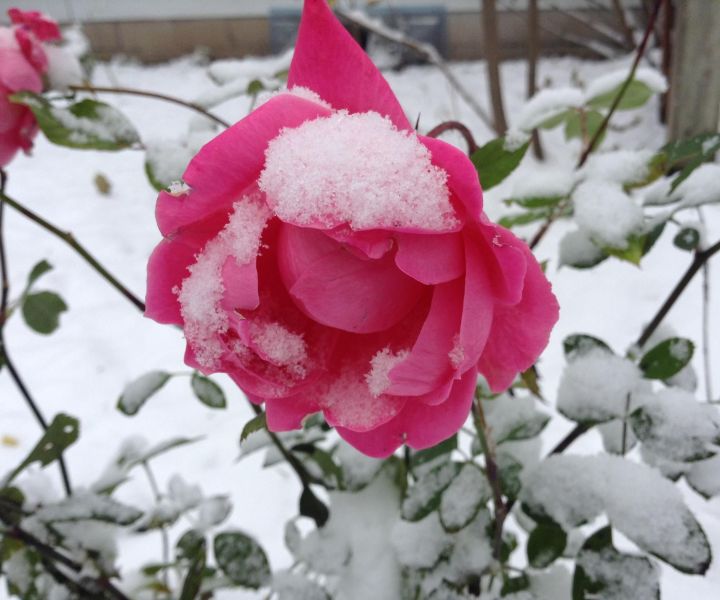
[365,347,409,397]
[259,110,457,231]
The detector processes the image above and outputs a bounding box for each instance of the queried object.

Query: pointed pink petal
[455,231,495,371]
[8,9,61,41]
[420,135,483,220]
[145,238,194,325]
[336,368,478,457]
[395,232,465,284]
[402,367,477,449]
[278,224,426,334]
[264,395,320,431]
[386,279,463,396]
[324,226,393,259]
[478,243,559,392]
[156,94,331,236]
[479,224,527,305]
[288,0,411,129]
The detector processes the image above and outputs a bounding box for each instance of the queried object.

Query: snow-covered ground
[0,50,718,598]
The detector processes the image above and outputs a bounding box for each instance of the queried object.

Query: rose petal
[479,223,527,305]
[394,232,465,284]
[478,242,559,391]
[336,368,477,458]
[0,47,42,92]
[420,135,483,220]
[156,93,331,236]
[278,224,426,334]
[386,279,463,396]
[264,395,320,431]
[220,257,260,313]
[288,0,411,130]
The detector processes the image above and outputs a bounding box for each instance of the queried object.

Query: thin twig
[481,0,508,134]
[426,120,479,154]
[335,7,496,133]
[69,84,231,129]
[611,0,637,49]
[0,191,145,312]
[142,461,170,589]
[471,399,505,561]
[620,392,632,455]
[527,0,545,160]
[698,209,714,402]
[0,171,72,497]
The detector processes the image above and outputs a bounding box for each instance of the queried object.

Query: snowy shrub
[1,1,719,599]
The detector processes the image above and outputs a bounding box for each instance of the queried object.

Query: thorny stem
[0,191,145,312]
[69,84,231,129]
[0,171,72,497]
[528,0,664,251]
[426,120,479,155]
[1,525,131,600]
[471,398,505,562]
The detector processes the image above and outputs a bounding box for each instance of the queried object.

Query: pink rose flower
[0,8,60,167]
[146,0,559,458]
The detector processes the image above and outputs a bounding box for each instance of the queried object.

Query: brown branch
[0,192,145,312]
[471,399,505,561]
[611,0,637,49]
[481,0,508,134]
[0,171,72,497]
[69,84,231,129]
[527,0,545,160]
[426,120,479,154]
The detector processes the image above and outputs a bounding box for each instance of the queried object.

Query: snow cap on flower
[146,0,559,458]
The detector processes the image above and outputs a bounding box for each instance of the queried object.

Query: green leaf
[505,195,565,209]
[501,573,530,596]
[144,159,167,192]
[497,453,523,501]
[564,109,604,142]
[21,291,67,335]
[674,227,701,251]
[572,527,660,600]
[190,372,226,409]
[527,523,567,568]
[410,434,456,469]
[246,79,265,95]
[179,536,206,600]
[33,493,142,525]
[0,487,25,526]
[498,208,554,229]
[639,338,694,379]
[5,414,79,485]
[214,531,271,589]
[117,371,172,416]
[402,461,461,521]
[10,92,140,150]
[176,529,206,562]
[587,80,655,111]
[240,413,266,442]
[470,138,529,191]
[439,463,490,532]
[299,487,329,528]
[659,132,720,192]
[136,436,203,464]
[563,334,612,361]
[538,109,571,130]
[604,234,645,266]
[26,261,52,289]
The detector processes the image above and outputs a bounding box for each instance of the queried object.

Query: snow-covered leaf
[11,92,139,150]
[179,535,206,600]
[5,414,78,485]
[402,461,461,522]
[33,491,142,525]
[213,530,271,588]
[527,523,567,569]
[483,395,549,444]
[410,434,456,470]
[659,132,720,193]
[673,226,701,251]
[439,463,490,532]
[240,412,266,443]
[587,79,655,111]
[190,372,226,409]
[639,338,694,380]
[117,371,171,416]
[686,455,720,499]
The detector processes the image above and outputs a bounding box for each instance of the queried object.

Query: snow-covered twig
[0,171,73,497]
[335,7,496,133]
[69,84,232,129]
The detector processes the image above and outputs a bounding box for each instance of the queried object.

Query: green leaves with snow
[470,137,529,191]
[213,531,270,589]
[658,132,720,193]
[439,463,490,533]
[639,337,694,380]
[191,372,226,409]
[117,370,171,416]
[402,461,461,522]
[240,413,267,442]
[11,92,140,150]
[572,527,660,600]
[527,522,567,569]
[586,79,656,111]
[563,334,612,361]
[4,414,78,485]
